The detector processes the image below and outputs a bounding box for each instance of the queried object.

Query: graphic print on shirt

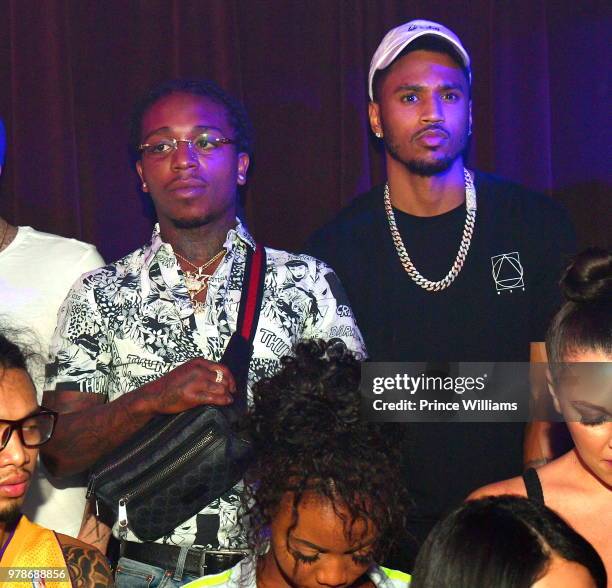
[46,223,366,549]
[491,252,525,294]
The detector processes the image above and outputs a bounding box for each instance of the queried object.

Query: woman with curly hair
[469,248,611,582]
[186,339,411,587]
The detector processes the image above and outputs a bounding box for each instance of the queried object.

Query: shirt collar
[139,219,256,297]
[143,218,255,268]
[223,219,256,252]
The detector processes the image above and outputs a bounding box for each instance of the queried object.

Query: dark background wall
[0,0,609,263]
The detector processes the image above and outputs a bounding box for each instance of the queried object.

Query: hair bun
[561,248,612,304]
[249,340,365,450]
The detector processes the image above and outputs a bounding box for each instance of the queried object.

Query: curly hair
[128,78,254,164]
[244,339,407,560]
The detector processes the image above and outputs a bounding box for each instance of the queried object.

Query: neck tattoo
[384,167,477,291]
[174,248,226,312]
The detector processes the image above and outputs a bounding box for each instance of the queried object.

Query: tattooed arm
[58,534,114,587]
[41,388,154,476]
[41,357,237,476]
[78,500,111,554]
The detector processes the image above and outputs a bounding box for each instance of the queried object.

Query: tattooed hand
[58,535,114,587]
[142,357,236,415]
[41,358,236,475]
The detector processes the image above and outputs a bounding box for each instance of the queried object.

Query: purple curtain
[0,0,609,262]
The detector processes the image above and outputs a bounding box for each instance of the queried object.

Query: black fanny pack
[86,245,266,542]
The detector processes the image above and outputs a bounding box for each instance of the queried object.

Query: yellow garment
[0,515,71,587]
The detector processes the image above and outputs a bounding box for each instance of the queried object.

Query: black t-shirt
[306,172,576,562]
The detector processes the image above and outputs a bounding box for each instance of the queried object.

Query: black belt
[121,541,247,577]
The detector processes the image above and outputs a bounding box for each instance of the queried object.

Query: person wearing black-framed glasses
[0,332,113,586]
[0,408,56,450]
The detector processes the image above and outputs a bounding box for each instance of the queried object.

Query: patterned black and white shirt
[45,221,366,548]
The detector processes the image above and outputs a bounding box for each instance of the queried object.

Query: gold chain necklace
[384,168,477,292]
[174,248,226,304]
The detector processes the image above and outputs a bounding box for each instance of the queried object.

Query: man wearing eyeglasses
[42,79,365,586]
[0,333,113,586]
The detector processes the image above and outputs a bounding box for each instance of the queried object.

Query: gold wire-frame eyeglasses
[138,133,236,157]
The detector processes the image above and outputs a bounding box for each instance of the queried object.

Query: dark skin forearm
[41,357,236,476]
[41,387,154,476]
[78,499,111,554]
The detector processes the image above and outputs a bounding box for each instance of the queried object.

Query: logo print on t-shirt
[491,252,525,293]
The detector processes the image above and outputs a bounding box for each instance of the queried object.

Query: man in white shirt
[0,117,105,537]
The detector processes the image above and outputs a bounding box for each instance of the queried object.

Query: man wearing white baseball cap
[367,19,471,100]
[307,19,575,568]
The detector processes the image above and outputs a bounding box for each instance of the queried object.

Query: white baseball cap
[368,19,471,100]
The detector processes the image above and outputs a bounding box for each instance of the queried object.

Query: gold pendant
[192,300,206,314]
[184,275,204,293]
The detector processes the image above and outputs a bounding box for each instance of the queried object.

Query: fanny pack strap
[221,244,266,418]
[236,244,266,345]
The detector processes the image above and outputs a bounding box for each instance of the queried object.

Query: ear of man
[237,152,250,186]
[368,101,383,137]
[135,161,147,192]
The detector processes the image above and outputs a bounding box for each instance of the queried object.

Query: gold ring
[214,369,223,383]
